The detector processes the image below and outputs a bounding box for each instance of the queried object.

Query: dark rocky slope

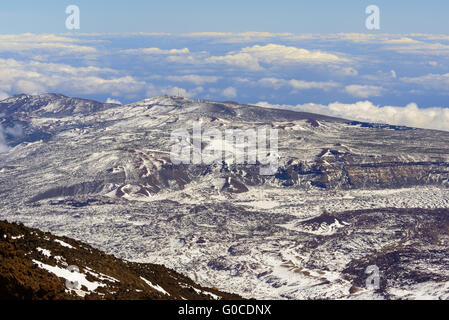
[0,220,241,300]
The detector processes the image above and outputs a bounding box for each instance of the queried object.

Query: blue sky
[0,1,448,130]
[1,0,449,34]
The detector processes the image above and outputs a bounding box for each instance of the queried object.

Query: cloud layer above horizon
[0,32,449,130]
[256,101,449,132]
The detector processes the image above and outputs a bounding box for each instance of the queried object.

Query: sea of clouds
[1,32,449,131]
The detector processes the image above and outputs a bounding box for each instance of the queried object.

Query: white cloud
[146,85,203,98]
[183,32,293,38]
[183,32,295,44]
[0,33,96,54]
[333,66,358,76]
[26,61,117,76]
[334,34,449,55]
[255,101,449,131]
[385,42,449,55]
[231,32,293,38]
[122,47,190,55]
[166,75,220,85]
[0,92,10,100]
[410,34,449,41]
[206,52,262,71]
[182,32,234,38]
[0,58,145,97]
[391,70,397,78]
[234,77,250,83]
[325,33,382,43]
[70,76,144,95]
[2,124,23,137]
[168,44,349,71]
[106,98,122,104]
[401,73,449,90]
[221,87,237,98]
[13,79,46,94]
[323,33,421,45]
[314,33,449,56]
[384,37,420,44]
[206,44,347,70]
[258,78,340,91]
[345,85,384,98]
[162,87,190,97]
[0,128,9,153]
[0,124,22,153]
[241,44,346,64]
[211,33,421,45]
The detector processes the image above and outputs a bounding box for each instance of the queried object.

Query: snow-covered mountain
[1,94,449,299]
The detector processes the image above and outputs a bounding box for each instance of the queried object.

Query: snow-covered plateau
[1,94,449,299]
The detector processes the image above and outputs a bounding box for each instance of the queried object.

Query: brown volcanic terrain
[0,220,241,300]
